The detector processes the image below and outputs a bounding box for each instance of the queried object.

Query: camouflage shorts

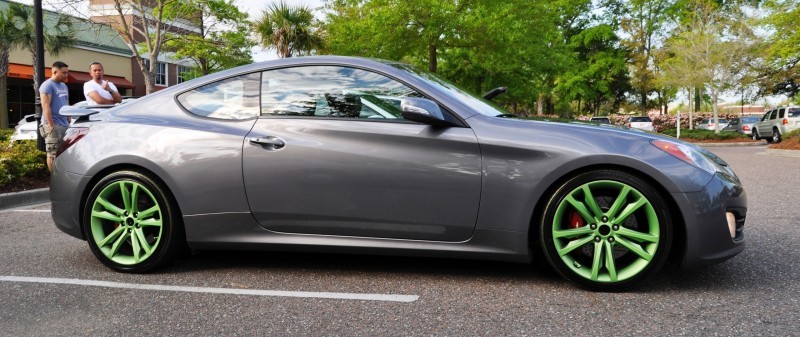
[38,123,67,158]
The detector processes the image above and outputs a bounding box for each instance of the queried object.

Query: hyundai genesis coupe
[52,56,746,291]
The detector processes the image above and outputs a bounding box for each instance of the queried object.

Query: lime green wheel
[540,170,672,291]
[83,171,184,272]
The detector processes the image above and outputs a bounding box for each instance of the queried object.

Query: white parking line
[0,276,419,303]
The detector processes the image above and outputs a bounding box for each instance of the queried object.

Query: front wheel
[82,170,184,273]
[751,130,759,141]
[539,170,672,291]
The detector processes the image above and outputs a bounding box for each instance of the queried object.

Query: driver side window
[260,66,423,120]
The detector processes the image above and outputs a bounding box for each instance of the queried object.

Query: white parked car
[695,118,729,131]
[10,114,38,143]
[627,116,654,131]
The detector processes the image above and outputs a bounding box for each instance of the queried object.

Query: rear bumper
[50,166,89,240]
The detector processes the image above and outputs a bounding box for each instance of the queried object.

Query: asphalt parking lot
[1,145,798,336]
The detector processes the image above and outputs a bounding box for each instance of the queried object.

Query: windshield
[390,63,508,117]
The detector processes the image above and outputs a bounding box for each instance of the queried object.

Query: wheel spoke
[92,210,124,223]
[615,235,653,261]
[109,230,129,257]
[130,184,140,213]
[97,226,125,248]
[120,182,132,212]
[557,235,595,256]
[131,229,141,262]
[591,240,603,280]
[565,195,595,223]
[96,196,124,216]
[606,185,631,219]
[138,218,162,228]
[604,241,618,282]
[553,226,594,239]
[581,185,604,218]
[134,228,153,255]
[611,197,648,225]
[616,227,658,243]
[138,205,160,220]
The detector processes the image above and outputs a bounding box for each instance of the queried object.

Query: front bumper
[674,170,746,269]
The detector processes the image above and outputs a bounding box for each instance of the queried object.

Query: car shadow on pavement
[166,249,564,284]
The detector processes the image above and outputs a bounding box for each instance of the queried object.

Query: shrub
[0,140,48,187]
[660,128,751,140]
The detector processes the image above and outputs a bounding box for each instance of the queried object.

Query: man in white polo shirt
[83,62,123,105]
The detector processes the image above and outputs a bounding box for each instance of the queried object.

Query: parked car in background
[752,106,800,143]
[627,116,653,131]
[9,114,37,143]
[695,118,730,131]
[590,116,611,124]
[721,116,760,135]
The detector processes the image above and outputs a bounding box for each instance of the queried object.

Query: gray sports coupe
[52,56,746,291]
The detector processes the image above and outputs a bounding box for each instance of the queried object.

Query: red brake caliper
[569,211,584,229]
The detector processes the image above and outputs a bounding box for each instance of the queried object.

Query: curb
[694,141,767,147]
[0,188,50,210]
[764,148,800,158]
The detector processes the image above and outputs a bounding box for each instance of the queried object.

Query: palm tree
[254,1,325,58]
[0,2,76,128]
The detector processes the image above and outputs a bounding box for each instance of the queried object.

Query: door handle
[249,136,285,149]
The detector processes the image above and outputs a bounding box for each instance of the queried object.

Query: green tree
[554,24,631,115]
[661,0,758,133]
[161,0,253,77]
[759,0,800,98]
[620,0,673,113]
[254,1,325,58]
[0,2,76,128]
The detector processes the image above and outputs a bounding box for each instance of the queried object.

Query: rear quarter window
[789,108,800,118]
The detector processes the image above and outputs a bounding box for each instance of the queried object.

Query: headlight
[650,139,727,174]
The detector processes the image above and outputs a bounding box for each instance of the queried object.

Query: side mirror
[400,97,458,127]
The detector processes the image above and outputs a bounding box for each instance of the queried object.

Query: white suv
[752,106,800,143]
[627,116,654,131]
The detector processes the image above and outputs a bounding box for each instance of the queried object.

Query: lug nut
[608,237,615,242]
[601,216,608,222]
[590,223,597,230]
[613,225,619,231]
[594,236,601,242]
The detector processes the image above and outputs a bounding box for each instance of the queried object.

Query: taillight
[743,125,750,131]
[783,118,788,125]
[56,127,89,157]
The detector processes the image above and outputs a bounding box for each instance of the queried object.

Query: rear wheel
[82,170,184,273]
[772,129,782,143]
[539,170,672,291]
[751,130,759,141]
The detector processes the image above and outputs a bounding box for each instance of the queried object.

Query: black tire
[772,129,781,143]
[539,170,672,291]
[82,170,185,273]
[751,130,759,141]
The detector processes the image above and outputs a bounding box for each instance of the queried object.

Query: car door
[756,110,774,135]
[242,65,482,242]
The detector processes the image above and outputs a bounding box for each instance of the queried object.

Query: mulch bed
[0,175,49,194]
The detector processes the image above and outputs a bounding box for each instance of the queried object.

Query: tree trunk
[0,49,9,128]
[711,89,720,134]
[537,93,544,116]
[428,43,437,73]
